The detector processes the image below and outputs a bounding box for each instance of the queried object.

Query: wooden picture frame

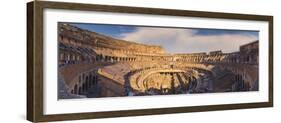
[27,1,273,122]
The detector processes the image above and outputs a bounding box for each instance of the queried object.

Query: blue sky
[70,23,258,53]
[71,23,136,38]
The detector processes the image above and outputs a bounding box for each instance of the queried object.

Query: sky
[70,23,259,53]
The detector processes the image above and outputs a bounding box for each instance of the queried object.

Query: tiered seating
[98,63,133,84]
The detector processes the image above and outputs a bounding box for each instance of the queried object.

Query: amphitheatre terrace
[58,23,259,99]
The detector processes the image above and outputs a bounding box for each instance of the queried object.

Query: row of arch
[70,72,99,95]
[59,34,94,48]
[93,53,257,65]
[175,55,257,64]
[58,43,257,66]
[95,54,137,62]
[58,41,96,67]
[214,64,257,91]
[233,74,250,91]
[59,51,82,65]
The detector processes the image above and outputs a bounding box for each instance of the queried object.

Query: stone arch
[78,86,82,94]
[85,81,89,91]
[92,75,96,85]
[74,84,78,94]
[89,74,92,88]
[105,56,109,62]
[85,75,89,83]
[82,83,86,93]
[95,76,98,85]
[100,54,104,61]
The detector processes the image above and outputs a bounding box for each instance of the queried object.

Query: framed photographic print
[27,0,273,122]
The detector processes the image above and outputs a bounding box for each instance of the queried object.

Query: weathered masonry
[58,23,259,99]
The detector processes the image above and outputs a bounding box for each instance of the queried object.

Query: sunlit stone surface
[58,23,259,99]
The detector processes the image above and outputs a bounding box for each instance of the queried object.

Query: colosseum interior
[57,23,259,99]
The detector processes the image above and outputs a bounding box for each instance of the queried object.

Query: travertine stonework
[58,23,259,99]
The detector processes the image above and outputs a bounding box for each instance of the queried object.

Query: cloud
[121,27,258,53]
